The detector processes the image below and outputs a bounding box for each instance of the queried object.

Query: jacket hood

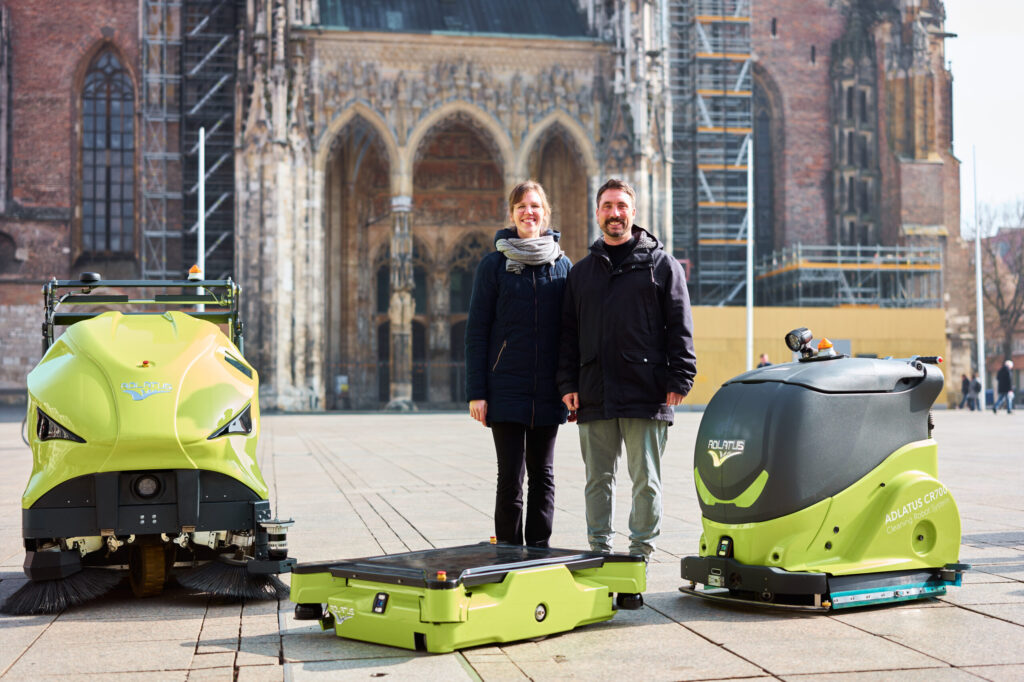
[589,225,661,255]
[493,226,562,246]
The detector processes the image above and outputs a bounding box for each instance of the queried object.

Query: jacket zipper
[531,269,538,428]
[492,339,507,372]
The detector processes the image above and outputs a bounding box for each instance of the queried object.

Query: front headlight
[208,404,253,439]
[35,408,87,443]
[133,474,161,499]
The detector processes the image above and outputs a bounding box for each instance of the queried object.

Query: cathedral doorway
[324,116,393,409]
[529,125,589,263]
[411,114,505,407]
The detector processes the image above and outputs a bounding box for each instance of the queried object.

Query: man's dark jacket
[465,228,571,427]
[997,365,1013,393]
[557,226,696,424]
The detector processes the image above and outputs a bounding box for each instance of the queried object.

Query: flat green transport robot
[681,327,968,611]
[2,272,294,615]
[290,543,647,653]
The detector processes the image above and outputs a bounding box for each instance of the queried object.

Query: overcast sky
[944,0,1024,234]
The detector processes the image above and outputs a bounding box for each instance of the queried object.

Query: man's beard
[601,218,630,239]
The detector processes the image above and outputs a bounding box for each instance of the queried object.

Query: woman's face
[511,190,546,239]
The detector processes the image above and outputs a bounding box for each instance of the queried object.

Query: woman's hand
[469,399,488,425]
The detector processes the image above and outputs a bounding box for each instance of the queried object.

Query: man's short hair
[596,178,637,208]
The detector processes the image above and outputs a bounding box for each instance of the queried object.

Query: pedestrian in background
[968,373,981,411]
[558,178,697,559]
[993,360,1014,414]
[757,353,772,368]
[465,180,571,547]
[959,374,971,409]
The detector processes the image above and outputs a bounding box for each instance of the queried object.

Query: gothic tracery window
[81,51,135,255]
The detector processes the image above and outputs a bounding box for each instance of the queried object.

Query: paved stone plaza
[1,408,1022,681]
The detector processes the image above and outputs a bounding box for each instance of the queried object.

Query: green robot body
[25,310,266,508]
[681,329,967,610]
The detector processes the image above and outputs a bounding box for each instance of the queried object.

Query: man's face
[596,188,636,245]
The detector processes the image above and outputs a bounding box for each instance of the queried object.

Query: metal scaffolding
[756,243,943,308]
[182,0,238,279]
[139,0,237,280]
[694,0,752,305]
[140,0,184,279]
[668,0,753,305]
[668,0,696,274]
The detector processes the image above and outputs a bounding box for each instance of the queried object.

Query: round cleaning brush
[1,569,123,615]
[176,552,287,601]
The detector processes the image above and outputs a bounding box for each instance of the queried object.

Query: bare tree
[977,201,1024,361]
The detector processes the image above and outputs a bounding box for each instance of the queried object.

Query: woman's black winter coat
[465,228,571,427]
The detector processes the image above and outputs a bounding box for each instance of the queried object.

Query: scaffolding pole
[182,0,237,279]
[140,0,183,279]
[670,0,753,305]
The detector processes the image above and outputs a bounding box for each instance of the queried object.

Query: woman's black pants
[491,422,558,547]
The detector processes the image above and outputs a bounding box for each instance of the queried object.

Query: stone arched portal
[323,116,393,409]
[528,124,589,264]
[412,114,505,406]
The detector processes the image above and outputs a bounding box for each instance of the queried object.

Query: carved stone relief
[311,49,599,150]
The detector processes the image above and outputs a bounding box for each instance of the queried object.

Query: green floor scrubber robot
[2,272,294,615]
[681,327,968,611]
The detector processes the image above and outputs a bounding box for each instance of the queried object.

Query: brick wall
[752,0,846,246]
[0,303,38,401]
[5,1,138,209]
[0,0,139,399]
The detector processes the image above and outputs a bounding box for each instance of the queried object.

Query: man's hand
[666,391,685,406]
[469,399,488,424]
[562,392,579,410]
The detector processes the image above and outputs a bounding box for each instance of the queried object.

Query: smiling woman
[464,180,571,548]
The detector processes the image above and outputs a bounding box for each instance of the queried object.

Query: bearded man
[557,178,697,559]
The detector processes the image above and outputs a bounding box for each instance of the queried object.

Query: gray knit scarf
[496,233,564,274]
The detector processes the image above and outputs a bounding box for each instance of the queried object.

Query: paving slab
[188,652,236,670]
[831,604,1024,666]
[185,668,235,682]
[939,580,1024,605]
[4,637,196,676]
[648,592,947,675]
[0,613,53,674]
[964,603,1024,627]
[961,664,1024,681]
[282,631,412,664]
[284,654,471,681]
[40,616,203,644]
[779,669,979,681]
[37,674,187,682]
[236,635,282,667]
[235,665,284,682]
[499,606,764,681]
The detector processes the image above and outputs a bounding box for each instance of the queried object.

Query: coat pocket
[619,349,668,402]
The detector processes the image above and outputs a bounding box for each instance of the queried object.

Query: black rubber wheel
[129,540,166,598]
[294,603,323,620]
[616,593,644,610]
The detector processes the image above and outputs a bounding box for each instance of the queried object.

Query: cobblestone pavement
[1,409,1022,681]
